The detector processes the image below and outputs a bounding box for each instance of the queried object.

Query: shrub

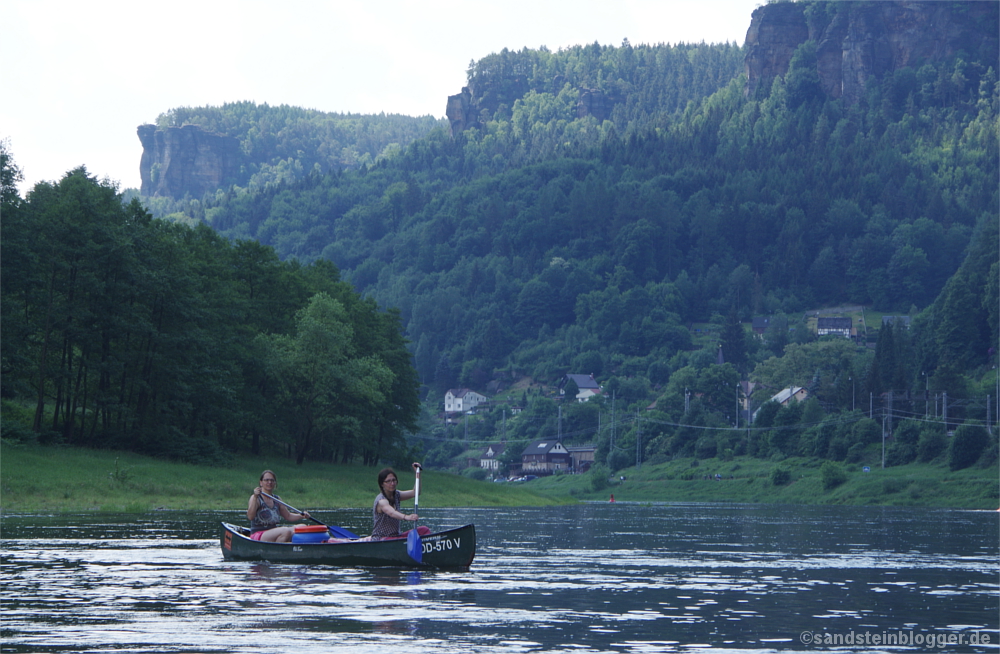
[885,420,920,466]
[845,443,868,463]
[462,467,488,480]
[771,467,792,486]
[948,424,989,471]
[851,418,881,446]
[588,463,610,492]
[821,461,848,490]
[695,435,717,459]
[917,429,947,462]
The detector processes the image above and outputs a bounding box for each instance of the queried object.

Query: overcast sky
[2,0,760,195]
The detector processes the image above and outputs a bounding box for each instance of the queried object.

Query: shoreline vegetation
[2,443,996,513]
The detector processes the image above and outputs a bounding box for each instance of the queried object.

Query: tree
[720,308,748,372]
[257,293,393,465]
[562,378,580,403]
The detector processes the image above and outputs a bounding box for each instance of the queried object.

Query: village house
[752,316,771,337]
[752,386,808,422]
[480,442,505,472]
[566,444,596,474]
[521,439,571,473]
[444,388,488,413]
[559,373,602,402]
[816,317,853,338]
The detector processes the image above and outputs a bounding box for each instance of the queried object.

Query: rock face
[744,1,999,104]
[446,88,478,137]
[137,124,241,198]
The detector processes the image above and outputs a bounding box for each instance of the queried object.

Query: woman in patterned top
[247,470,311,542]
[371,463,429,541]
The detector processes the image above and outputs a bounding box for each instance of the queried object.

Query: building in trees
[444,388,488,413]
[480,442,506,472]
[817,317,854,338]
[560,373,602,402]
[752,386,808,423]
[521,440,571,474]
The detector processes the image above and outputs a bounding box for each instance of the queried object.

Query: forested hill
[183,26,998,399]
[5,1,998,477]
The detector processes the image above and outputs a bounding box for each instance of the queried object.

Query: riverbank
[0,442,570,513]
[2,442,996,512]
[534,455,1000,509]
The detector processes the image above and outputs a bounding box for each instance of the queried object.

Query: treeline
[0,146,420,465]
[141,101,446,216]
[465,40,744,127]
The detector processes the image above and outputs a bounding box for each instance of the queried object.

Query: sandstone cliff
[744,1,999,103]
[137,124,241,198]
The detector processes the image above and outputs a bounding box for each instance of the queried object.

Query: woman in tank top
[247,470,311,542]
[371,463,428,540]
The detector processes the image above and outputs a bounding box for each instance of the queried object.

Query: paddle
[406,464,422,563]
[259,491,360,539]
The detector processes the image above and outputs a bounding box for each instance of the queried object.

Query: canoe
[220,522,476,569]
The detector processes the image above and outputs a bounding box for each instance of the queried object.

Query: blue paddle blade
[406,528,422,563]
[327,525,360,540]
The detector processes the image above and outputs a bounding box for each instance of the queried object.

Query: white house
[480,442,505,471]
[560,373,602,402]
[445,388,488,413]
[817,317,853,338]
[752,386,808,422]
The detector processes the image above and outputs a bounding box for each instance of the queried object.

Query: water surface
[2,504,996,653]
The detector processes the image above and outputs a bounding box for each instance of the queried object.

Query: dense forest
[3,7,998,478]
[1,145,420,465]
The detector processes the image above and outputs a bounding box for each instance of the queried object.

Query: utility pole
[735,383,740,429]
[881,410,886,469]
[942,391,948,431]
[557,404,562,440]
[611,391,616,453]
[887,390,893,435]
[923,371,928,417]
[636,408,642,469]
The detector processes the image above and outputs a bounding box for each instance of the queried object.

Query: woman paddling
[247,470,311,542]
[371,463,431,541]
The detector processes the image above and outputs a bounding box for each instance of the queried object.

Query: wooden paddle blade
[407,528,422,563]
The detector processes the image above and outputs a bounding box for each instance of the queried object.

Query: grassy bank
[0,442,570,513]
[3,442,997,513]
[530,456,1000,509]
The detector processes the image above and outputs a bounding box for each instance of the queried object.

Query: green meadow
[0,442,570,513]
[3,442,997,513]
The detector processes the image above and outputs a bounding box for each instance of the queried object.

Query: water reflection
[1,504,996,653]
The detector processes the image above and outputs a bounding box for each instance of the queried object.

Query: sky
[2,0,761,195]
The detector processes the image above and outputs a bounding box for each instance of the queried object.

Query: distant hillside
[6,0,997,477]
[135,2,997,457]
[137,102,446,198]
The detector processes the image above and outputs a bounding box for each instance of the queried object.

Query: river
[1,504,996,653]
